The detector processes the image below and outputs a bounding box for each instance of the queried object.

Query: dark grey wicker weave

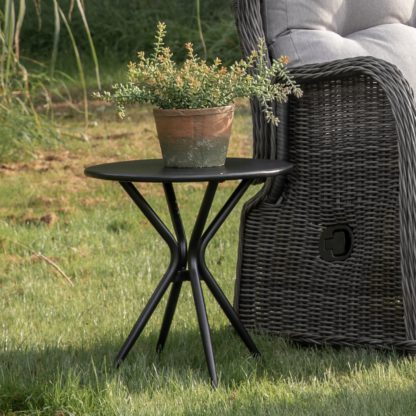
[234,0,416,352]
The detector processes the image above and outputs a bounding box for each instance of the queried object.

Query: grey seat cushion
[262,0,416,92]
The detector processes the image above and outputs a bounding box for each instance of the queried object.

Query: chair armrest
[265,56,416,196]
[288,57,416,168]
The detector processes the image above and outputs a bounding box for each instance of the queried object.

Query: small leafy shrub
[96,22,302,125]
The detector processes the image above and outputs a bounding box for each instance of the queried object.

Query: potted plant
[96,22,302,168]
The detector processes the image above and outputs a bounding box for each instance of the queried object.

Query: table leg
[115,182,180,367]
[156,183,187,353]
[156,280,183,354]
[200,266,260,357]
[115,264,177,368]
[198,179,260,356]
[189,181,219,388]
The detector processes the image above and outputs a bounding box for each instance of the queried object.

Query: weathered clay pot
[153,105,234,168]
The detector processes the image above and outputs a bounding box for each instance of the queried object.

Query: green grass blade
[33,0,42,30]
[50,0,60,77]
[0,16,5,88]
[68,0,75,20]
[76,0,101,89]
[196,0,207,60]
[14,0,26,60]
[3,0,16,86]
[58,6,88,128]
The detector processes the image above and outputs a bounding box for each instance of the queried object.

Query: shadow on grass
[1,325,409,389]
[2,321,415,415]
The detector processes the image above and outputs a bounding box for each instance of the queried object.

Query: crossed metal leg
[114,179,260,388]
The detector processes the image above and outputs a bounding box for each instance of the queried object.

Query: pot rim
[153,104,235,117]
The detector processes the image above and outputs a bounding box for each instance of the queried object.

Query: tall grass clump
[0,0,100,162]
[0,0,53,160]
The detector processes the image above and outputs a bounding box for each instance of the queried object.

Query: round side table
[84,157,292,387]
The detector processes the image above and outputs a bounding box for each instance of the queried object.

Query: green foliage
[97,23,302,125]
[0,0,58,161]
[0,99,59,161]
[18,0,240,71]
[0,0,101,161]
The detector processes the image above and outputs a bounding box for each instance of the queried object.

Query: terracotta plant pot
[153,105,234,168]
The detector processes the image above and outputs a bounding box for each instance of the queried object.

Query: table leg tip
[114,358,123,369]
[252,351,261,359]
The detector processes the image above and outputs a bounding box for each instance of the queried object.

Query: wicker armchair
[233,0,416,352]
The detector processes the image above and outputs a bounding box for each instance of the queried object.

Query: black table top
[84,158,292,183]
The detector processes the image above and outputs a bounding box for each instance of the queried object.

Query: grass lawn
[1,103,416,415]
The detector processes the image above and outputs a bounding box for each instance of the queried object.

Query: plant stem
[196,0,207,60]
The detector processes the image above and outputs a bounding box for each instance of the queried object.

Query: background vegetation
[19,0,239,78]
